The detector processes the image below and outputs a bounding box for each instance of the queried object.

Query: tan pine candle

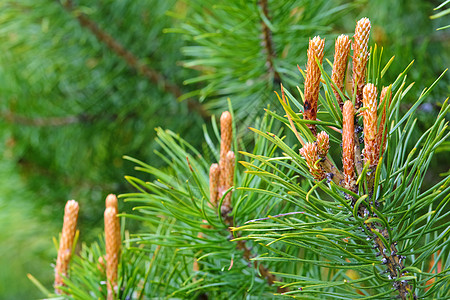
[222,150,235,212]
[342,101,356,191]
[362,83,378,169]
[300,142,325,181]
[209,163,220,207]
[105,207,120,300]
[219,111,232,199]
[331,34,351,107]
[303,36,325,136]
[316,131,330,159]
[106,194,121,253]
[54,200,79,294]
[219,111,232,166]
[352,18,371,108]
[376,86,391,159]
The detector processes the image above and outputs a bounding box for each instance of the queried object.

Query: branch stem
[352,200,416,299]
[258,0,281,85]
[60,0,210,119]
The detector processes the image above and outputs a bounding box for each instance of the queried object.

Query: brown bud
[363,83,378,168]
[303,36,325,136]
[209,163,220,207]
[317,131,330,158]
[55,200,79,294]
[331,34,351,106]
[105,207,120,300]
[300,143,325,181]
[342,101,356,190]
[352,18,371,108]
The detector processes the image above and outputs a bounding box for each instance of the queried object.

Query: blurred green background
[0,0,447,298]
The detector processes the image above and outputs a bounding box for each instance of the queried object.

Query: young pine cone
[105,194,120,249]
[105,207,120,300]
[220,111,232,165]
[209,163,220,207]
[54,200,79,294]
[352,18,371,108]
[317,131,330,159]
[331,34,351,106]
[342,101,356,191]
[303,36,325,136]
[300,143,325,181]
[362,83,378,169]
[222,151,235,212]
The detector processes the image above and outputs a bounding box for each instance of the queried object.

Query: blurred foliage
[0,0,202,298]
[169,0,355,123]
[0,0,448,298]
[0,0,203,225]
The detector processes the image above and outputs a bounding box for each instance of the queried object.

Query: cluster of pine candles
[54,195,121,300]
[293,17,414,299]
[203,110,285,290]
[49,16,443,299]
[202,17,416,299]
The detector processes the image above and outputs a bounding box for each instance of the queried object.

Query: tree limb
[60,0,210,120]
[258,0,281,85]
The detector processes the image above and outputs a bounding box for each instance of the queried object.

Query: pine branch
[238,17,447,298]
[0,110,124,126]
[213,111,287,293]
[353,197,415,299]
[17,156,117,192]
[60,0,210,120]
[224,212,288,293]
[234,237,288,293]
[258,0,281,85]
[2,110,80,126]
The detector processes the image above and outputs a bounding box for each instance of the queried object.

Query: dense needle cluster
[298,18,416,299]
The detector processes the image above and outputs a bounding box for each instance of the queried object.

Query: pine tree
[1,1,354,296]
[0,0,201,296]
[31,15,450,299]
[0,0,204,222]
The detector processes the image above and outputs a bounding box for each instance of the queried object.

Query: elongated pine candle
[303,36,325,135]
[363,83,378,168]
[342,101,355,190]
[54,200,79,294]
[331,35,351,106]
[352,18,371,108]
